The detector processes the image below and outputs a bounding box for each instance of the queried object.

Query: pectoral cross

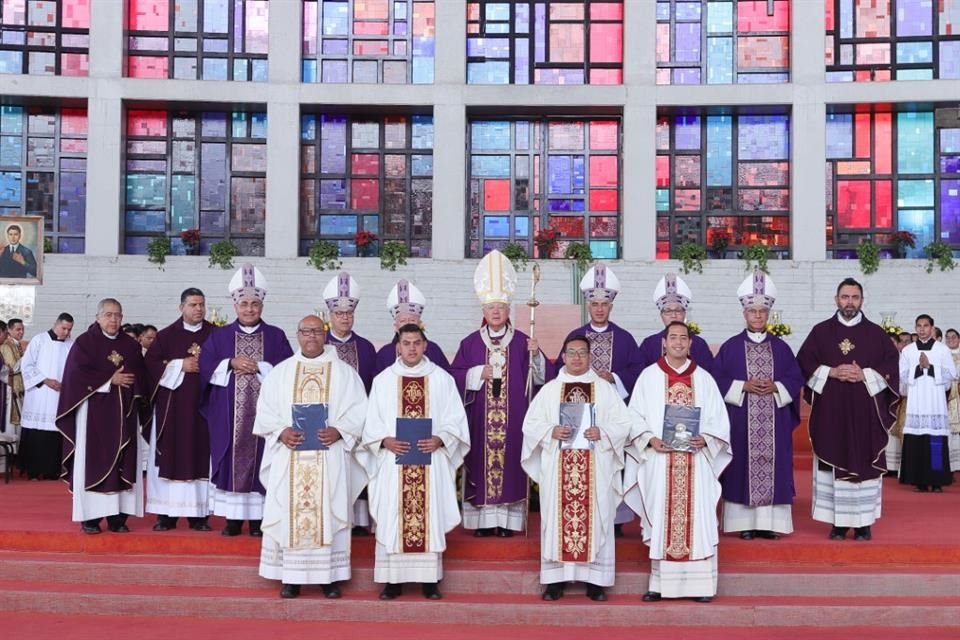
[838,338,855,356]
[108,350,124,366]
[188,343,201,357]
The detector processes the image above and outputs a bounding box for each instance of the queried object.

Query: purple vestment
[326,331,377,393]
[56,324,147,493]
[548,321,642,395]
[797,314,899,481]
[199,321,293,495]
[638,329,715,374]
[714,331,804,506]
[145,319,215,481]
[451,327,534,507]
[375,338,451,376]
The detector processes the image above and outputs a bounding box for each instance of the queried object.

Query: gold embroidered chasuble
[288,361,331,549]
[400,375,429,553]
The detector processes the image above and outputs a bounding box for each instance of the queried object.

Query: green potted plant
[924,241,957,273]
[307,240,342,271]
[380,240,408,272]
[674,242,707,274]
[146,236,171,269]
[208,240,239,270]
[564,242,593,272]
[501,242,529,271]
[742,242,770,274]
[857,239,880,275]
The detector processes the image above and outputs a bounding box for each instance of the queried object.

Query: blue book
[395,417,433,465]
[293,403,329,451]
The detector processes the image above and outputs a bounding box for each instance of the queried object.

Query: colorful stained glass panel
[0,0,89,75]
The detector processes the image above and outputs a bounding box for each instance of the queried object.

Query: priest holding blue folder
[253,314,368,599]
[362,324,470,601]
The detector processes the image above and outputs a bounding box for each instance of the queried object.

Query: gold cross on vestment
[108,350,124,366]
[838,338,855,356]
[187,343,201,357]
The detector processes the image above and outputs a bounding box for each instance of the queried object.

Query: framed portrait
[0,215,43,286]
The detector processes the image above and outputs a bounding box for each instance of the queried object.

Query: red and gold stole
[289,361,331,549]
[558,381,595,563]
[399,375,429,553]
[657,358,698,561]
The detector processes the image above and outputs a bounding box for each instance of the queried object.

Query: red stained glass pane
[589,156,617,187]
[128,0,169,31]
[127,110,167,137]
[589,189,617,211]
[351,154,379,175]
[875,180,892,228]
[128,56,169,78]
[874,112,892,174]
[549,23,585,63]
[355,40,389,56]
[61,53,88,76]
[737,1,790,32]
[675,189,701,211]
[656,23,670,63]
[62,0,90,29]
[355,0,389,19]
[589,24,622,63]
[737,36,789,68]
[855,113,871,158]
[549,216,585,237]
[825,0,834,31]
[61,108,88,135]
[589,68,622,84]
[484,179,510,211]
[656,155,670,188]
[351,178,379,209]
[591,3,623,20]
[589,121,618,150]
[590,216,617,237]
[837,180,871,228]
[354,20,390,36]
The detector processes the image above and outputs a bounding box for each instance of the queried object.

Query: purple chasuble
[451,327,534,507]
[145,319,215,481]
[714,331,804,506]
[200,320,293,495]
[638,329,715,374]
[56,324,147,493]
[375,339,451,376]
[326,330,377,393]
[549,321,642,396]
[797,315,899,481]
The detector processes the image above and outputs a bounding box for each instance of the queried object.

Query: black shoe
[379,583,402,600]
[642,591,661,602]
[854,526,872,541]
[280,583,300,599]
[614,523,624,538]
[495,527,514,538]
[248,519,262,537]
[754,530,780,540]
[188,517,212,532]
[542,583,563,601]
[586,584,608,602]
[322,583,342,599]
[828,526,849,540]
[222,519,243,536]
[152,515,174,532]
[81,519,102,535]
[351,525,371,537]
[473,527,495,538]
[421,583,442,600]
[107,514,129,533]
[932,486,943,493]
[739,530,755,540]
[693,596,713,603]
[915,485,930,493]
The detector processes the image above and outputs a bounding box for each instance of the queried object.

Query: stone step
[3,581,960,628]
[2,551,959,597]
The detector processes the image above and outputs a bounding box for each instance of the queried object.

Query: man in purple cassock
[374,279,451,376]
[200,264,293,537]
[322,271,378,393]
[797,277,899,542]
[714,270,804,540]
[57,298,148,534]
[451,250,545,537]
[144,287,215,532]
[637,273,715,374]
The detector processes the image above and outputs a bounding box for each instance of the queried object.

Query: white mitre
[652,272,692,310]
[387,279,426,319]
[580,262,620,302]
[323,271,360,311]
[228,263,267,303]
[473,249,517,305]
[738,269,777,309]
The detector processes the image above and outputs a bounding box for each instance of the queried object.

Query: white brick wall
[24,255,957,357]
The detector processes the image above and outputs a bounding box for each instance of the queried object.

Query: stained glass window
[0,105,86,253]
[656,110,790,258]
[466,1,623,85]
[825,0,960,81]
[826,105,960,256]
[124,109,267,255]
[0,0,89,76]
[468,118,620,259]
[126,0,269,81]
[302,0,435,83]
[300,113,433,256]
[655,0,790,85]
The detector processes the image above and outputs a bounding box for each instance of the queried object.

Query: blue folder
[293,403,329,451]
[395,417,433,465]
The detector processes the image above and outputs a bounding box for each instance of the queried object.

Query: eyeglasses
[660,308,685,316]
[332,310,354,318]
[564,348,589,357]
[297,328,325,337]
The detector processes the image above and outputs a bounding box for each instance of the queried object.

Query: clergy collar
[916,338,935,351]
[101,330,119,340]
[47,329,65,342]
[589,323,609,333]
[486,325,508,338]
[746,329,767,343]
[559,367,596,382]
[238,323,261,334]
[329,330,352,343]
[665,358,691,373]
[296,345,335,362]
[391,355,434,376]
[183,321,203,333]
[835,311,862,327]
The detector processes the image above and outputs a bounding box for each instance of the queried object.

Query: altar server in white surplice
[362,324,469,601]
[254,314,368,600]
[625,321,731,603]
[522,334,632,603]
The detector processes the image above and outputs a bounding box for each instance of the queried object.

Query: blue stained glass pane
[656,188,670,211]
[839,0,853,39]
[302,60,317,82]
[897,179,934,207]
[573,156,585,193]
[301,115,317,141]
[486,3,510,21]
[412,115,434,148]
[319,215,357,235]
[412,56,434,83]
[656,2,671,21]
[706,1,733,33]
[125,210,166,233]
[484,216,510,237]
[706,37,732,83]
[826,114,853,158]
[0,172,21,204]
[250,113,267,138]
[898,209,935,257]
[1,136,23,167]
[896,0,933,36]
[549,156,571,194]
[738,116,789,160]
[706,115,732,186]
[471,155,511,177]
[467,61,510,84]
[0,51,22,74]
[940,41,960,79]
[170,175,196,231]
[202,113,228,138]
[895,69,934,80]
[362,215,378,232]
[897,112,934,174]
[515,3,529,33]
[737,73,790,83]
[233,59,248,80]
[322,2,349,35]
[590,240,617,259]
[676,2,702,20]
[58,172,86,232]
[548,199,585,212]
[125,174,166,208]
[675,116,701,150]
[0,107,24,134]
[896,42,933,64]
[319,179,346,208]
[411,154,433,176]
[202,58,228,80]
[232,112,248,138]
[471,121,512,150]
[942,129,960,153]
[58,238,84,254]
[514,217,529,236]
[204,0,230,33]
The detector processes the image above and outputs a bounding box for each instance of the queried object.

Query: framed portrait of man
[0,215,43,285]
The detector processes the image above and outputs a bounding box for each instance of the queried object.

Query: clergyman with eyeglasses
[637,273,715,374]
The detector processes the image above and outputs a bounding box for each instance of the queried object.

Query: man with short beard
[797,278,899,541]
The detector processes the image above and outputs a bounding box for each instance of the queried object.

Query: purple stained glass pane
[672,67,701,84]
[941,180,960,241]
[896,0,932,37]
[942,156,960,174]
[675,116,701,150]
[674,23,701,62]
[323,39,349,54]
